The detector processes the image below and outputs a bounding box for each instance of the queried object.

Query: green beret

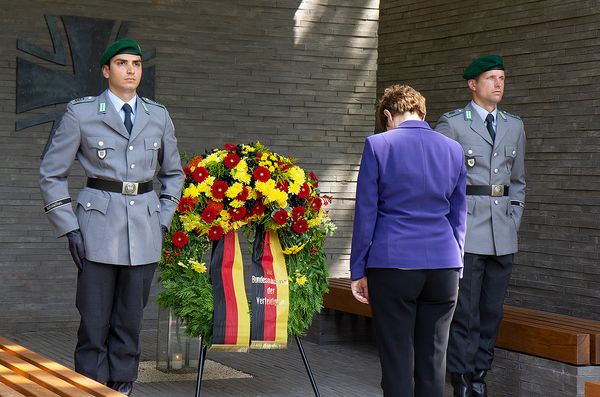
[99,38,142,66]
[462,55,504,80]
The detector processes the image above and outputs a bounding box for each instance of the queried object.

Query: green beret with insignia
[463,55,504,80]
[99,38,142,66]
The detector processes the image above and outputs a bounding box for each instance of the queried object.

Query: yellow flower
[197,176,215,194]
[201,152,221,166]
[282,243,306,255]
[189,260,207,273]
[288,183,300,195]
[220,210,230,221]
[182,184,200,198]
[226,183,244,199]
[180,213,201,232]
[296,274,307,286]
[307,218,321,227]
[177,261,188,268]
[287,166,305,185]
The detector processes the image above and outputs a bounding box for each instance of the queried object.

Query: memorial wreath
[158,142,336,348]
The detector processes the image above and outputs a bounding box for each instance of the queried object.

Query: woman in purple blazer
[350,85,467,397]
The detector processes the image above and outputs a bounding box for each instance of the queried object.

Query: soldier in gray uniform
[39,38,184,396]
[435,55,526,397]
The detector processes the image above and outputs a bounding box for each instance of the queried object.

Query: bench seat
[0,336,122,397]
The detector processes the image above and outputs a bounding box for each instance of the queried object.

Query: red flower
[251,201,266,216]
[272,209,288,225]
[236,186,249,201]
[224,143,238,152]
[201,206,219,223]
[276,181,289,192]
[298,182,310,199]
[192,167,209,183]
[256,153,262,158]
[229,206,247,221]
[207,200,224,213]
[309,197,322,211]
[183,166,192,176]
[292,206,306,220]
[224,153,241,169]
[309,171,318,186]
[253,166,271,182]
[211,180,229,199]
[292,219,309,234]
[178,197,198,213]
[207,225,225,241]
[172,231,188,249]
[310,246,318,256]
[277,161,291,172]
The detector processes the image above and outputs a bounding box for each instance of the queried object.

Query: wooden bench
[323,277,600,365]
[0,336,122,397]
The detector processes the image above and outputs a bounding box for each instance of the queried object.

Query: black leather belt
[466,185,509,197]
[87,178,153,195]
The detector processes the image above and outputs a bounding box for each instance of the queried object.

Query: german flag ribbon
[210,231,250,351]
[250,226,289,349]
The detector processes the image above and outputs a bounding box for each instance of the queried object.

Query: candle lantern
[156,306,201,372]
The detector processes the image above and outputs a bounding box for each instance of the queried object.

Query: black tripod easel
[194,336,320,397]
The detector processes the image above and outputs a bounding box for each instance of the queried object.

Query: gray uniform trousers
[75,260,156,383]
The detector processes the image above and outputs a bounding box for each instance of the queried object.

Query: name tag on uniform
[97,149,106,159]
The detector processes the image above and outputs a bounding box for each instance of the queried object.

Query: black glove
[66,229,86,270]
[161,225,168,247]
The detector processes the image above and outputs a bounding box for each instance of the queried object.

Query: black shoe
[451,373,472,397]
[471,370,488,397]
[107,381,133,396]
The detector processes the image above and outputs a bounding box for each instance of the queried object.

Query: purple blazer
[350,120,467,280]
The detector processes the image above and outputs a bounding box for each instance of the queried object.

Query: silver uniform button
[512,150,516,155]
[493,152,498,157]
[130,164,135,169]
[494,168,499,173]
[129,146,134,151]
[86,202,91,207]
[98,141,104,147]
[129,200,135,206]
[153,142,158,148]
[157,204,160,209]
[467,149,473,155]
[494,200,499,205]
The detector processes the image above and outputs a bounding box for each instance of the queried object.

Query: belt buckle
[491,184,504,197]
[122,182,139,195]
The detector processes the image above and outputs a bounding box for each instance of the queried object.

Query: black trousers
[74,260,156,383]
[446,253,513,374]
[367,268,459,397]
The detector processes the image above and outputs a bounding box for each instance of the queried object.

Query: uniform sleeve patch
[160,194,179,204]
[44,197,72,213]
[510,200,525,208]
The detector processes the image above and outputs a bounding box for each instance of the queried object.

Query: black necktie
[122,103,133,134]
[485,113,495,142]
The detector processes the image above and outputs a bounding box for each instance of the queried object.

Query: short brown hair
[376,84,426,130]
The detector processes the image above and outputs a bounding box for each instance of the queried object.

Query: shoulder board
[70,96,95,105]
[141,97,165,109]
[499,110,521,120]
[443,108,464,118]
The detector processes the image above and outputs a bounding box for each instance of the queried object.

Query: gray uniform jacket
[40,90,184,265]
[435,102,526,256]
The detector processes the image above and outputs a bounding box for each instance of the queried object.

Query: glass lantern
[156,306,201,372]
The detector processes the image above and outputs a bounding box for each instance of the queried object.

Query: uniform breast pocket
[463,145,484,169]
[504,146,517,172]
[145,137,162,169]
[86,136,116,168]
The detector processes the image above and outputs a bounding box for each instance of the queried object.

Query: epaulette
[499,110,521,120]
[70,96,95,105]
[443,109,464,118]
[141,97,165,109]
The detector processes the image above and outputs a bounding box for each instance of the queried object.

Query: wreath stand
[194,336,321,397]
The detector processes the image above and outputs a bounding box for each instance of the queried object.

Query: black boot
[107,381,133,396]
[451,373,472,397]
[471,370,488,397]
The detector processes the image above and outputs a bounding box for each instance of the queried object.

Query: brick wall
[378,0,600,318]
[0,1,379,331]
